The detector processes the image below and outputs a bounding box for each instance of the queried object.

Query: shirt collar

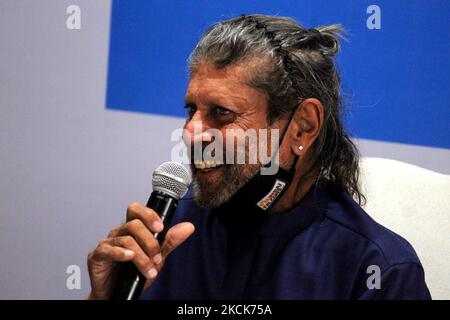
[213,178,330,237]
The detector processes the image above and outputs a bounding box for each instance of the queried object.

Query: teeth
[194,161,223,170]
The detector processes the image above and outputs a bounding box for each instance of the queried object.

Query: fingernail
[147,267,158,279]
[153,253,162,264]
[152,221,164,231]
[124,250,134,258]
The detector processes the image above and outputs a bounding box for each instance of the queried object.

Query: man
[88,14,430,299]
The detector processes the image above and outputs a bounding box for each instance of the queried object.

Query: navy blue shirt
[142,180,431,300]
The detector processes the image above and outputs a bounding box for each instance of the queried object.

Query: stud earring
[298,145,304,151]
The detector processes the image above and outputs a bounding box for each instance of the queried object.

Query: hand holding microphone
[87,162,193,300]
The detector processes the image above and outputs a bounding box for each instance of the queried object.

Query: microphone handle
[109,191,178,300]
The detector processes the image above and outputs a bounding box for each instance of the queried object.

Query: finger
[116,219,161,260]
[110,236,157,280]
[161,222,195,259]
[90,241,135,263]
[107,227,120,238]
[126,202,164,233]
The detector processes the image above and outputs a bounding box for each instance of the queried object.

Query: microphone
[109,161,191,300]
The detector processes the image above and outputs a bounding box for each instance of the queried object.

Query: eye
[213,105,232,116]
[184,104,196,118]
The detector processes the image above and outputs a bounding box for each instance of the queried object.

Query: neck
[269,164,318,215]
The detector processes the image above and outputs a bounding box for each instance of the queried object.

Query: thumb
[161,222,195,259]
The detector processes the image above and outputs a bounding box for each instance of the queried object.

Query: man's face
[183,61,273,208]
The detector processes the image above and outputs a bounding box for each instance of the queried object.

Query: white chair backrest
[359,157,450,300]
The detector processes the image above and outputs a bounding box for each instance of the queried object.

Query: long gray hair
[188,14,365,205]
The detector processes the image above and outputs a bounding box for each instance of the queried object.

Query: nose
[183,112,215,145]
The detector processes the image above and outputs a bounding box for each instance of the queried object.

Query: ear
[288,98,324,156]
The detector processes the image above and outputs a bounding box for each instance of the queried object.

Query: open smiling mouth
[193,161,225,173]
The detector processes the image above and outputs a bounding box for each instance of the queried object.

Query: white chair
[358,157,450,300]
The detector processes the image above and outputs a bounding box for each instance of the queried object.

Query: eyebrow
[184,97,229,109]
[183,97,194,105]
[184,94,249,111]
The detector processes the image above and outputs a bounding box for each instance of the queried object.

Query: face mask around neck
[219,111,300,215]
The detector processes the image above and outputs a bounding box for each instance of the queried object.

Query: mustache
[185,139,267,167]
[187,141,235,163]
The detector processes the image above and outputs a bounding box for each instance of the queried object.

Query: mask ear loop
[265,102,301,174]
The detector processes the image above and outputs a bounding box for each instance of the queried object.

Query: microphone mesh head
[152,162,191,199]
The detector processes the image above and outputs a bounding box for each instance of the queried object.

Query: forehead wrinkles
[186,59,269,110]
[187,81,256,108]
